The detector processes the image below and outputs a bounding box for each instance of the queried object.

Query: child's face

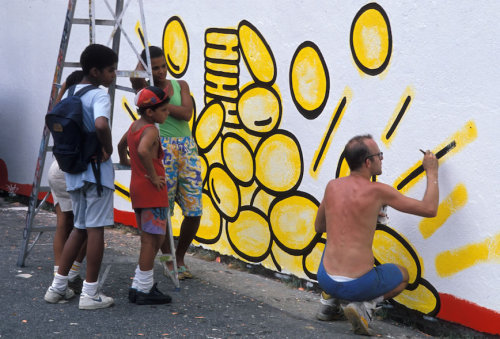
[150,104,169,124]
[151,57,167,83]
[96,63,117,87]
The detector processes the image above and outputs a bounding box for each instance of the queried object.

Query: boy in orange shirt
[118,86,172,304]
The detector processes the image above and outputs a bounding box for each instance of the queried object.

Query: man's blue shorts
[317,254,403,301]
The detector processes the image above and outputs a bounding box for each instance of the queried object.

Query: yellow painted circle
[394,283,438,315]
[351,5,391,74]
[290,43,328,113]
[227,208,271,259]
[197,192,221,242]
[373,228,420,286]
[304,242,325,274]
[208,165,240,220]
[270,195,318,251]
[222,135,254,184]
[163,17,189,77]
[238,21,276,84]
[238,85,281,135]
[194,101,224,151]
[255,132,302,193]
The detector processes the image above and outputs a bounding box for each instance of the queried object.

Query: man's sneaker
[128,288,138,303]
[315,292,345,321]
[79,292,114,310]
[135,283,172,305]
[342,302,374,336]
[68,276,84,294]
[44,286,75,303]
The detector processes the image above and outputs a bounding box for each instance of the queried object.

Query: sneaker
[79,291,114,310]
[342,302,374,336]
[315,292,345,321]
[135,283,172,305]
[68,275,84,294]
[128,288,137,303]
[44,286,75,303]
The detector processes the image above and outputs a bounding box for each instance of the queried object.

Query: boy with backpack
[117,86,172,305]
[44,44,117,310]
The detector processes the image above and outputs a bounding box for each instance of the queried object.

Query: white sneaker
[315,292,344,321]
[79,292,114,310]
[342,301,373,336]
[44,286,75,303]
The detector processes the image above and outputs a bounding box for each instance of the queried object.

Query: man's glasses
[365,152,383,161]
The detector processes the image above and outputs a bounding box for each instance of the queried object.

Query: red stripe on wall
[114,209,137,228]
[439,293,500,335]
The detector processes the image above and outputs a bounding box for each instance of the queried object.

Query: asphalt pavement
[0,199,429,338]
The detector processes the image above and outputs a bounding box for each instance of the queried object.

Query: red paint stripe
[439,293,500,334]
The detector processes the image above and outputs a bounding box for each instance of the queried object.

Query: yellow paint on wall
[310,87,352,179]
[121,97,138,121]
[227,209,271,258]
[381,86,414,147]
[114,181,130,202]
[304,242,325,274]
[271,243,306,278]
[394,120,477,194]
[194,101,224,150]
[206,31,238,48]
[163,18,189,76]
[208,166,240,220]
[238,23,276,83]
[436,233,500,277]
[393,283,438,315]
[338,157,350,178]
[196,193,222,241]
[222,135,254,184]
[419,183,468,239]
[238,86,281,134]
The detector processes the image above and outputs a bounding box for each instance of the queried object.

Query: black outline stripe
[386,96,411,140]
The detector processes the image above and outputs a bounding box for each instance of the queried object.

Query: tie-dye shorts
[160,136,203,217]
[134,207,168,235]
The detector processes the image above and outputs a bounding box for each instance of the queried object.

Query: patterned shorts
[134,207,168,235]
[160,136,203,217]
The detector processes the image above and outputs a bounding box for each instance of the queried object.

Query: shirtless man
[315,134,439,335]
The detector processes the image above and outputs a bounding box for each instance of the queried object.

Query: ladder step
[31,226,57,232]
[115,84,136,93]
[116,70,150,78]
[72,18,115,26]
[113,163,131,170]
[39,186,51,193]
[64,62,81,68]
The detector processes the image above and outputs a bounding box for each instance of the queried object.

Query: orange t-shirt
[127,123,168,209]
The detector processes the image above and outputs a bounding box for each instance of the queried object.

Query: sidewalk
[0,199,429,338]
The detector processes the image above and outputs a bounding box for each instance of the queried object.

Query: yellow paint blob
[238,22,276,83]
[227,208,271,258]
[163,17,189,76]
[304,242,325,274]
[436,233,500,277]
[351,7,390,71]
[251,189,275,215]
[393,283,438,315]
[255,133,302,193]
[373,228,421,285]
[419,183,468,239]
[290,44,328,112]
[114,181,130,202]
[208,166,240,220]
[270,195,318,252]
[222,135,254,184]
[197,193,221,242]
[121,97,138,121]
[194,101,224,151]
[338,158,350,178]
[238,86,281,135]
[271,243,306,278]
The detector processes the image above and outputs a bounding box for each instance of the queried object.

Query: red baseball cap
[135,86,169,108]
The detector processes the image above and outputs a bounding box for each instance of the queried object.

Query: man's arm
[95,116,113,161]
[315,201,327,233]
[167,80,193,121]
[117,131,130,167]
[382,151,439,217]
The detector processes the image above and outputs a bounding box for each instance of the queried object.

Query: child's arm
[166,80,193,121]
[117,131,130,167]
[138,126,165,190]
[95,117,113,161]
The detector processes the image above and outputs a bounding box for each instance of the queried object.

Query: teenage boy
[118,86,172,305]
[44,44,117,310]
[131,46,202,280]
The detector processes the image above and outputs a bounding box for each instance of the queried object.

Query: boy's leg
[84,227,104,283]
[175,215,200,267]
[53,206,73,269]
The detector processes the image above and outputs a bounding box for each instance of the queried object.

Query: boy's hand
[145,174,166,190]
[101,147,111,162]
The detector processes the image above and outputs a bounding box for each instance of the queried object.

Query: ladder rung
[115,84,136,93]
[39,186,51,193]
[32,226,57,232]
[116,70,149,78]
[72,18,115,26]
[64,62,81,68]
[113,163,130,170]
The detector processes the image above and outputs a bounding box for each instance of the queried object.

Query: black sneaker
[68,275,84,294]
[128,288,137,303]
[135,283,172,305]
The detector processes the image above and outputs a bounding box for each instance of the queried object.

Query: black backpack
[46,85,103,193]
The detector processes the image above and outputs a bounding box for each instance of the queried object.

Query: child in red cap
[118,86,172,304]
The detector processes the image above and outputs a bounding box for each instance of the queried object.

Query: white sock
[372,296,384,304]
[53,266,59,276]
[82,280,99,296]
[51,273,68,291]
[68,261,82,281]
[134,268,154,293]
[131,265,141,290]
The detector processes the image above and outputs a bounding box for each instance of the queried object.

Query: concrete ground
[0,198,432,338]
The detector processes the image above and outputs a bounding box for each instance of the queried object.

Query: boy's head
[80,44,118,87]
[135,86,170,116]
[140,46,167,83]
